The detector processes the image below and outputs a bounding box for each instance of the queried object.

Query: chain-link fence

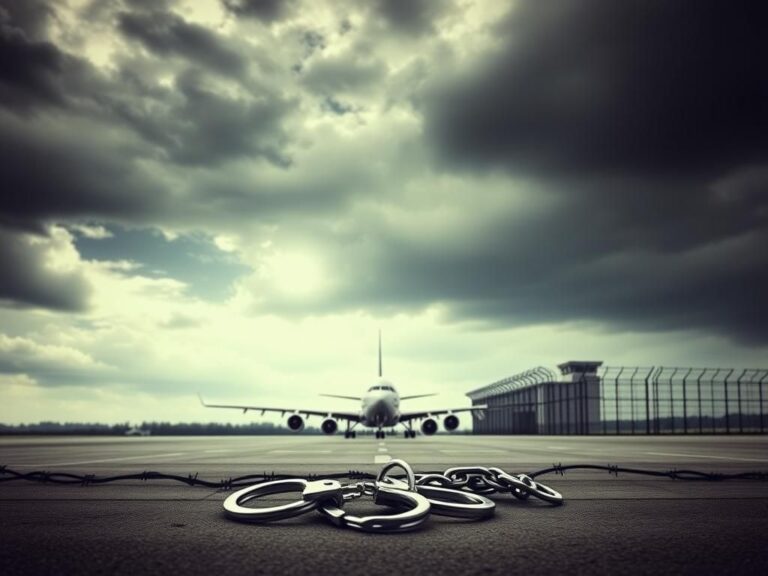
[469,364,768,434]
[599,367,768,434]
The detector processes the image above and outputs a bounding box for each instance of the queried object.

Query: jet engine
[287,414,304,432]
[444,414,460,431]
[421,418,438,435]
[321,418,338,435]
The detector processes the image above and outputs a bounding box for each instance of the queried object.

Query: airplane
[198,333,487,438]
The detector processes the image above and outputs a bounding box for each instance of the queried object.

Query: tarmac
[1,434,767,575]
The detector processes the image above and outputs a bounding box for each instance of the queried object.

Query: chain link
[436,465,564,504]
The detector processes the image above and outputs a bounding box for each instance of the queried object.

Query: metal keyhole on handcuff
[222,459,496,533]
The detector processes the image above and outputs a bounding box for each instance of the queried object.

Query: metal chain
[222,459,562,533]
[433,466,564,504]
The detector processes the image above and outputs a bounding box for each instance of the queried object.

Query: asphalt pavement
[1,434,767,575]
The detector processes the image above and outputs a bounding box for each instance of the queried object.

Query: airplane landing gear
[400,423,416,438]
[344,422,358,439]
[375,430,385,439]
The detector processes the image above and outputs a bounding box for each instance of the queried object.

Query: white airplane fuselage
[360,379,400,427]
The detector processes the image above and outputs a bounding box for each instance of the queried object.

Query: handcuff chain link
[437,466,563,504]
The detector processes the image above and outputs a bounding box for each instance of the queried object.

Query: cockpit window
[368,385,394,392]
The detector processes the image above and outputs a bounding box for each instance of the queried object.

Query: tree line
[0,421,322,435]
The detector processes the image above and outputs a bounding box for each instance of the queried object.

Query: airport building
[467,361,768,434]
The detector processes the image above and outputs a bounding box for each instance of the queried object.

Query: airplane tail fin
[378,329,382,377]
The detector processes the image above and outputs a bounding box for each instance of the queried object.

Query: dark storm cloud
[170,70,292,166]
[0,0,296,314]
[301,53,387,96]
[254,1,768,344]
[0,0,53,39]
[0,7,68,111]
[264,181,767,344]
[82,54,293,168]
[0,227,91,312]
[221,0,294,22]
[117,10,245,76]
[109,5,296,165]
[373,0,447,36]
[1,0,765,348]
[425,0,768,176]
[0,1,160,314]
[0,2,294,228]
[0,112,166,229]
[379,219,768,344]
[403,0,768,343]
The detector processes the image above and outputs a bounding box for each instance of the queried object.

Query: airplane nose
[372,398,387,410]
[371,398,390,425]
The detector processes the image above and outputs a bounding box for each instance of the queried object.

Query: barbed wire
[1,463,766,488]
[528,463,768,481]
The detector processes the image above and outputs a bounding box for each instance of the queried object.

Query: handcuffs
[223,459,560,533]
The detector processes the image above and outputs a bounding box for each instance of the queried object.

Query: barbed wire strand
[0,465,376,488]
[527,463,768,481]
[1,463,766,488]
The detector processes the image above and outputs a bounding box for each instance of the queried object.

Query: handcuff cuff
[222,459,496,532]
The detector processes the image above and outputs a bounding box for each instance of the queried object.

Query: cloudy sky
[1,0,766,426]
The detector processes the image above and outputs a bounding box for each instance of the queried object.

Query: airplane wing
[319,394,362,401]
[398,405,487,422]
[198,394,362,422]
[400,393,438,401]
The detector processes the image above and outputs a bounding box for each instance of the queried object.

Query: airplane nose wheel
[344,431,357,439]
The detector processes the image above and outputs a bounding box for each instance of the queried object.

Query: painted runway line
[13,452,187,467]
[269,450,332,454]
[439,449,507,453]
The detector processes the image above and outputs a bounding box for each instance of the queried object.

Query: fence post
[581,372,588,435]
[724,368,734,434]
[615,368,624,434]
[759,371,767,434]
[681,368,692,434]
[710,369,721,433]
[736,369,746,433]
[629,367,639,434]
[668,368,679,434]
[645,367,654,435]
[696,369,705,434]
[601,369,607,435]
[654,367,662,434]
